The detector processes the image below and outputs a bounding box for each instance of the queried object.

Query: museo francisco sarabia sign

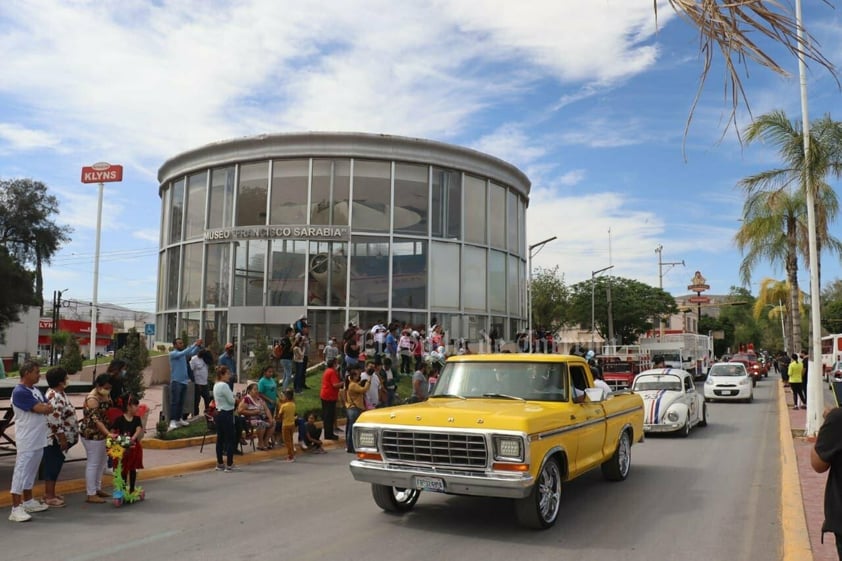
[204,225,351,243]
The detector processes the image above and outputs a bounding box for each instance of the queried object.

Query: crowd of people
[8,359,146,522]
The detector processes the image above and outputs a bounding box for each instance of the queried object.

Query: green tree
[59,334,83,375]
[736,112,842,353]
[115,328,149,399]
[0,247,38,336]
[567,276,676,345]
[248,330,271,381]
[752,278,793,352]
[821,279,842,334]
[529,266,570,333]
[0,178,72,313]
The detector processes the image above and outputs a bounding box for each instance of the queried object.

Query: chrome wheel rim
[618,434,631,477]
[393,488,418,504]
[537,462,561,523]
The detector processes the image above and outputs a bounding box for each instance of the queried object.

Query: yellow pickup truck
[349,353,645,529]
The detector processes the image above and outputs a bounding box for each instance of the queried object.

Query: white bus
[821,334,842,376]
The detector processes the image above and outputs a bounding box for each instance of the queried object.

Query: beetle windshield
[633,374,682,392]
[432,361,571,402]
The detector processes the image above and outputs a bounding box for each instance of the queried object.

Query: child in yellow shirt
[277,390,297,462]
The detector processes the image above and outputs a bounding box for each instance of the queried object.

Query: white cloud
[132,229,160,243]
[0,123,60,150]
[557,169,586,186]
[51,184,123,232]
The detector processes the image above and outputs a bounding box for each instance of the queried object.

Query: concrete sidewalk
[0,382,348,509]
[783,378,838,561]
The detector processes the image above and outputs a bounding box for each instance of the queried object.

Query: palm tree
[752,278,793,352]
[735,111,842,351]
[735,189,803,352]
[657,2,836,142]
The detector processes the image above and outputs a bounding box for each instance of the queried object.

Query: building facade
[156,132,531,359]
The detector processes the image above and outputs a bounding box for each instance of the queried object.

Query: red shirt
[320,367,341,401]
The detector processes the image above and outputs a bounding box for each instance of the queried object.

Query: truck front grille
[381,430,488,467]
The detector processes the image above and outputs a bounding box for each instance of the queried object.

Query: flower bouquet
[105,435,144,506]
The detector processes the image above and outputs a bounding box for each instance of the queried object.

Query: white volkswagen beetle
[632,368,707,437]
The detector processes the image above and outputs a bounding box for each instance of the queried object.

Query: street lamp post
[527,236,557,354]
[655,244,684,339]
[591,265,614,351]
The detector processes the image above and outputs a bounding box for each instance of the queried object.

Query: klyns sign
[81,162,123,184]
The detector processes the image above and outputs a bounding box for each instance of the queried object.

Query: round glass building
[156,132,531,357]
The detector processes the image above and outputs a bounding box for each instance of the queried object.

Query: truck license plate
[415,476,445,492]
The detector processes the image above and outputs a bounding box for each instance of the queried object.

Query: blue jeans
[345,406,361,452]
[215,409,236,466]
[294,361,305,393]
[280,359,293,391]
[169,381,187,422]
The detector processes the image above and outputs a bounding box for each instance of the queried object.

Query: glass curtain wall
[349,236,389,308]
[205,243,230,308]
[431,167,461,239]
[236,161,269,226]
[393,163,428,235]
[169,179,185,244]
[268,239,307,306]
[352,161,391,232]
[392,238,426,309]
[184,172,207,240]
[233,240,267,306]
[307,241,348,307]
[270,159,308,225]
[208,167,235,229]
[311,159,350,225]
[180,242,203,309]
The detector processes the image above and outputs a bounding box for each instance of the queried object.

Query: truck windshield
[432,361,571,402]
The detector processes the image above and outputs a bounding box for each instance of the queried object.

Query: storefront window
[164,313,177,344]
[311,159,350,225]
[184,172,207,240]
[180,242,203,309]
[169,178,185,243]
[236,161,269,226]
[462,314,487,351]
[203,310,228,351]
[307,241,348,307]
[508,254,519,315]
[352,160,391,232]
[349,235,389,308]
[270,159,308,225]
[463,175,486,244]
[429,242,459,309]
[166,247,181,310]
[489,182,506,249]
[180,311,200,339]
[431,167,461,239]
[233,240,267,306]
[462,245,486,311]
[392,238,427,309]
[393,163,428,235]
[507,190,518,253]
[208,167,235,230]
[205,243,230,308]
[268,239,307,306]
[489,250,506,313]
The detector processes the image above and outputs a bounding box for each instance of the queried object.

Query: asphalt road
[2,379,781,561]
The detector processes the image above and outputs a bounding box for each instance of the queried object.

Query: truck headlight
[493,436,524,462]
[667,411,679,422]
[355,428,378,450]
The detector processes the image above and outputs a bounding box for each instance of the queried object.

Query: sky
[1,0,842,314]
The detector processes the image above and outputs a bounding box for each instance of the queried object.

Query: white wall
[0,307,40,361]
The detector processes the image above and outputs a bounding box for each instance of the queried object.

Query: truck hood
[356,399,567,433]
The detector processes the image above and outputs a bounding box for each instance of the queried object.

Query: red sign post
[81,162,123,184]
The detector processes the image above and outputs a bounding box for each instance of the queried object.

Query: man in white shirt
[360,362,382,409]
[9,361,53,522]
[371,323,387,357]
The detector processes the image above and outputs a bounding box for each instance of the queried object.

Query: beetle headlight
[354,428,378,450]
[705,378,714,385]
[667,411,679,422]
[493,435,524,462]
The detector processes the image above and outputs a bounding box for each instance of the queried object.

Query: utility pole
[607,228,615,347]
[655,244,684,339]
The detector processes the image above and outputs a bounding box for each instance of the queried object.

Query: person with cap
[219,343,237,390]
[653,355,667,368]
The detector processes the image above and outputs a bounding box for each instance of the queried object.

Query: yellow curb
[780,380,813,561]
[144,435,215,449]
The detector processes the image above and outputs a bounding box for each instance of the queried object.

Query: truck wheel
[601,430,631,481]
[515,458,562,529]
[371,484,420,513]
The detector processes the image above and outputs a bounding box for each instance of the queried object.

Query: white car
[632,368,707,437]
[704,362,753,403]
